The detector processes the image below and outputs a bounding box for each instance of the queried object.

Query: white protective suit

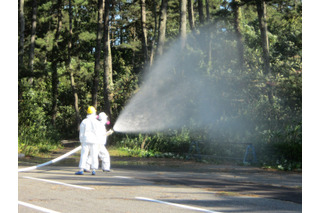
[79,113,100,170]
[97,115,111,171]
[87,113,111,171]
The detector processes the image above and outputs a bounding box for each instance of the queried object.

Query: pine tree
[51,0,63,126]
[157,0,168,56]
[141,0,148,65]
[68,0,81,129]
[187,0,195,30]
[180,0,187,49]
[19,0,25,75]
[93,0,105,109]
[103,0,113,119]
[231,0,245,68]
[28,0,37,84]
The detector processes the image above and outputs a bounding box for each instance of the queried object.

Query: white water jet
[114,24,247,134]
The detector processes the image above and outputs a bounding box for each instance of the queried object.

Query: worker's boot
[75,170,84,175]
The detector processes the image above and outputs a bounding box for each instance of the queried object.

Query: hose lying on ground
[18,146,82,172]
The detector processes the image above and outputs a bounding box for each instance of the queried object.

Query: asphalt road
[18,156,302,213]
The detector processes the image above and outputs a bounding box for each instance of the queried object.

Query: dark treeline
[18,0,301,169]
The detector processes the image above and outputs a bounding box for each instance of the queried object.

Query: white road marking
[22,176,94,190]
[135,197,222,213]
[18,201,60,213]
[113,176,133,179]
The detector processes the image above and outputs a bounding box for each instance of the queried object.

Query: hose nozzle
[106,129,114,136]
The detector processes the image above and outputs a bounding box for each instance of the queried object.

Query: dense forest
[18,0,302,169]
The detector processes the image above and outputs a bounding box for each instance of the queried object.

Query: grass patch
[18,142,62,158]
[108,146,133,157]
[108,146,161,158]
[108,146,194,161]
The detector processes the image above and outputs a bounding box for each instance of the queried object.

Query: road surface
[18,155,302,213]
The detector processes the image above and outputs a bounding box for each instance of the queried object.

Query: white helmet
[98,112,108,121]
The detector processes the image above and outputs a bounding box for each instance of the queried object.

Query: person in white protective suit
[75,106,101,175]
[86,112,113,172]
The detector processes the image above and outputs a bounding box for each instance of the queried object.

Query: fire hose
[18,146,82,172]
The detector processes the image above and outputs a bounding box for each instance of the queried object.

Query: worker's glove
[106,129,114,136]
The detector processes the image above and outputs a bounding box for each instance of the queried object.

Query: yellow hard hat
[87,106,96,114]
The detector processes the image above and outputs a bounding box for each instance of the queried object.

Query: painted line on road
[135,197,222,213]
[18,201,60,213]
[113,176,133,179]
[23,176,94,190]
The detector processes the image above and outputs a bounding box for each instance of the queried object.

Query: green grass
[18,142,62,158]
[108,146,133,157]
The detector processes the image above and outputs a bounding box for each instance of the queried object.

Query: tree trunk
[180,0,187,49]
[19,0,25,75]
[141,0,148,65]
[157,0,168,56]
[187,0,195,30]
[208,37,212,67]
[256,0,273,104]
[28,0,37,85]
[110,2,115,47]
[205,0,209,22]
[51,0,63,126]
[149,0,158,67]
[256,0,270,75]
[132,27,137,72]
[198,0,204,25]
[232,0,245,68]
[68,0,81,130]
[103,0,113,120]
[92,0,105,109]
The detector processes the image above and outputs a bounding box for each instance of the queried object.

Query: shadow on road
[18,144,302,205]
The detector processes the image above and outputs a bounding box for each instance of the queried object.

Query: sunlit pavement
[18,159,301,213]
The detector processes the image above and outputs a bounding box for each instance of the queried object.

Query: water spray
[113,24,246,135]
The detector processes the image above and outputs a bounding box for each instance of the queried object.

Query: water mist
[114,24,250,136]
